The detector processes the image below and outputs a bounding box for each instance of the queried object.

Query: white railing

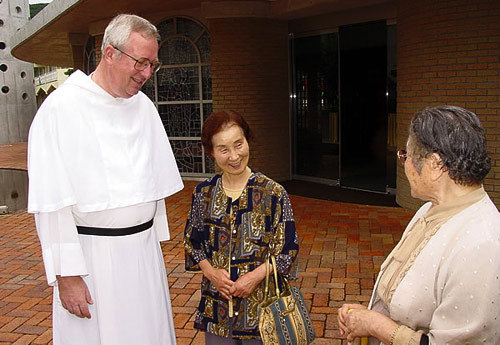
[35,70,58,86]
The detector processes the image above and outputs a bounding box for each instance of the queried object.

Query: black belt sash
[76,218,154,236]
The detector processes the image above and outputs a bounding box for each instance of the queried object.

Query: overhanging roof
[11,0,394,67]
[11,0,204,67]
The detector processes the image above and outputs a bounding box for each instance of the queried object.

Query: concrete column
[0,0,35,212]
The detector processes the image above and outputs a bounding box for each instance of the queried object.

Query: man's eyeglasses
[112,46,161,73]
[397,149,408,164]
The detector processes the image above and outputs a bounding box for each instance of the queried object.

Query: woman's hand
[230,263,267,298]
[230,271,261,298]
[199,260,234,300]
[338,303,399,343]
[338,304,367,340]
[209,268,235,300]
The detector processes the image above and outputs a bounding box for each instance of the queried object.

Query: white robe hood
[28,70,183,213]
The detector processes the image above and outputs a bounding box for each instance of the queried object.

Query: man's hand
[57,276,93,318]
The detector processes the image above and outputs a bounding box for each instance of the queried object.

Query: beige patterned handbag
[258,255,316,345]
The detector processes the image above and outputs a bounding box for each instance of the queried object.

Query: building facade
[33,65,70,107]
[10,0,500,210]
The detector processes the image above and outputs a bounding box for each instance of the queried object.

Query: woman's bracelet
[389,325,401,345]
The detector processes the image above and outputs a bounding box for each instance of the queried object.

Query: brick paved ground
[0,181,413,345]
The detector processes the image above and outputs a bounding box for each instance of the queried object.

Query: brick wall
[209,18,291,181]
[95,35,103,64]
[396,0,500,210]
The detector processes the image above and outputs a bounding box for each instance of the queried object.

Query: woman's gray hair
[101,14,160,55]
[408,105,491,186]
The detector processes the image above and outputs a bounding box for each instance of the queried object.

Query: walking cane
[228,262,233,317]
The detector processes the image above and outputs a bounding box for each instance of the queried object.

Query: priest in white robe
[27,14,183,345]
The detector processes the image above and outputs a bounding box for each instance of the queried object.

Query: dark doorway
[339,21,388,192]
[291,21,396,196]
[293,33,339,182]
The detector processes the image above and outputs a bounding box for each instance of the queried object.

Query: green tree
[30,3,49,19]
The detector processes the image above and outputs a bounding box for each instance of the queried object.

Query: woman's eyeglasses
[397,149,408,164]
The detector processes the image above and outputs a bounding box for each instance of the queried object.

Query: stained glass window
[159,37,198,65]
[142,78,155,102]
[157,67,200,101]
[170,140,204,174]
[154,17,213,176]
[158,104,202,137]
[84,36,96,75]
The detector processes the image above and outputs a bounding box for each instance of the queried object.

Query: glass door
[291,21,396,194]
[292,33,340,183]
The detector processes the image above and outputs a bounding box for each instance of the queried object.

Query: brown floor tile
[0,180,413,344]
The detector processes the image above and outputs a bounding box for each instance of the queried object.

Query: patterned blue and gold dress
[184,171,299,340]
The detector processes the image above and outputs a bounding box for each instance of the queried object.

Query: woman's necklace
[222,166,251,190]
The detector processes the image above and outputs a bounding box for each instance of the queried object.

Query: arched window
[143,17,213,177]
[83,36,96,75]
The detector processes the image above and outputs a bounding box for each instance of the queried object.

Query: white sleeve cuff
[154,199,170,241]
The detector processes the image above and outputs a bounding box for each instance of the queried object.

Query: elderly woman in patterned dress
[338,105,500,345]
[184,110,299,345]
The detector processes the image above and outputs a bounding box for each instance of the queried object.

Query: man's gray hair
[101,14,160,55]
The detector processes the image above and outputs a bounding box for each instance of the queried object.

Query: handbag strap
[264,254,281,299]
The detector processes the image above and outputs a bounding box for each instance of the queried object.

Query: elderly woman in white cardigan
[338,105,500,345]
